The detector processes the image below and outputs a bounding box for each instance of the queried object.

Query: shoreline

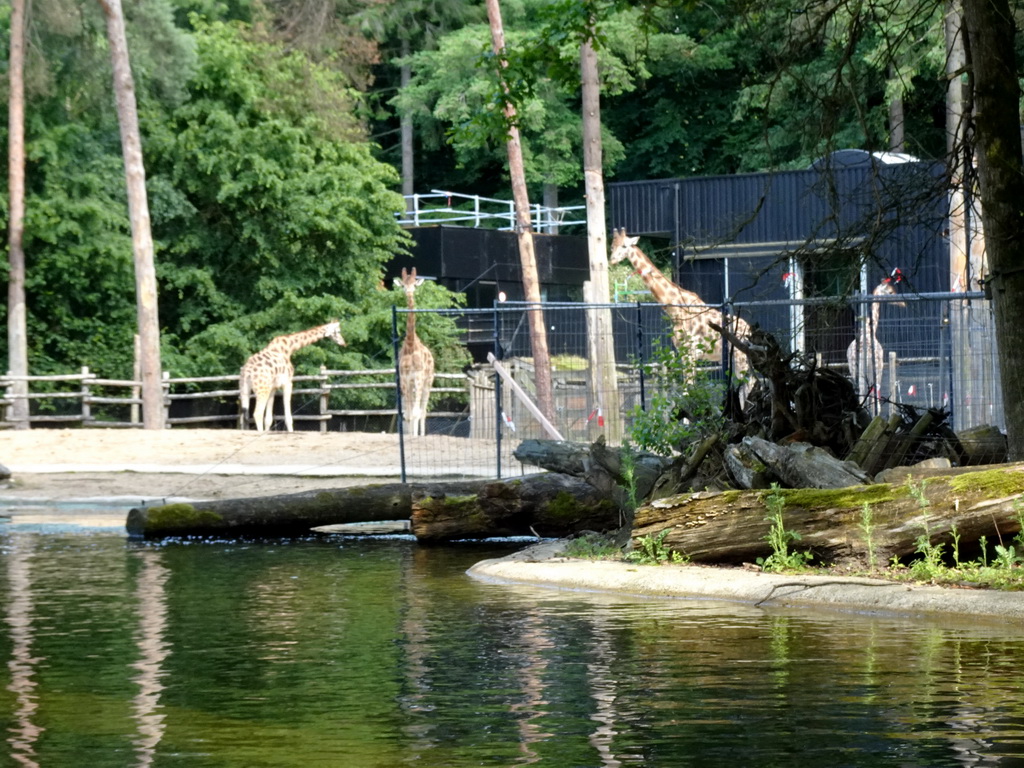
[467,540,1024,624]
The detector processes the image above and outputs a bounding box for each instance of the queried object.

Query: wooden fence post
[81,366,91,424]
[132,334,141,425]
[161,371,171,428]
[319,365,329,433]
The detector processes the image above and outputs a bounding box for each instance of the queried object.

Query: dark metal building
[389,225,590,307]
[608,150,951,363]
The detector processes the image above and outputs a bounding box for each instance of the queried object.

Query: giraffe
[846,270,904,408]
[395,267,435,437]
[239,321,345,432]
[609,229,752,398]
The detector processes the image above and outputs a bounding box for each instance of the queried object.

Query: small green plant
[950,523,962,568]
[757,484,814,572]
[627,529,687,565]
[627,339,726,455]
[859,502,877,569]
[978,535,989,568]
[993,544,1021,570]
[620,444,640,516]
[909,521,946,581]
[564,532,621,560]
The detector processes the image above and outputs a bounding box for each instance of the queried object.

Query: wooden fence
[0,367,469,431]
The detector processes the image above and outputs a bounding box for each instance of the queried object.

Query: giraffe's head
[609,228,640,266]
[875,269,906,306]
[322,320,346,347]
[395,267,426,296]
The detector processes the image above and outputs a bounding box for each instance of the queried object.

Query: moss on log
[126,479,486,539]
[634,463,1024,566]
[411,473,619,542]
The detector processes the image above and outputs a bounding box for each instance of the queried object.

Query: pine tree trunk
[6,0,29,429]
[97,0,163,429]
[484,0,556,424]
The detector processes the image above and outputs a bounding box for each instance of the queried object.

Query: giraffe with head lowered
[395,267,435,437]
[846,270,904,410]
[609,228,752,396]
[240,321,345,432]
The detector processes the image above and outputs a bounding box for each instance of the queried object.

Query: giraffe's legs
[252,390,271,432]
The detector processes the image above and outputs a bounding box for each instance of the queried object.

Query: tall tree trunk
[6,0,29,429]
[400,38,414,209]
[961,0,1024,460]
[580,36,622,444]
[484,0,556,424]
[887,64,905,152]
[97,0,164,429]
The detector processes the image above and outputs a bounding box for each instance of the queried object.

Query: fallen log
[127,479,490,539]
[410,472,620,543]
[633,462,1024,567]
[127,473,620,541]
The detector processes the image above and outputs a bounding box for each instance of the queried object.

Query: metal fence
[394,292,1002,479]
[1,292,1002,482]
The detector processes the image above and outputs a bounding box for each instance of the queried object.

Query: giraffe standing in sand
[240,321,345,432]
[396,267,435,437]
[609,229,752,395]
[846,271,904,409]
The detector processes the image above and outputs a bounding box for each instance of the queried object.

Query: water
[2,519,1024,767]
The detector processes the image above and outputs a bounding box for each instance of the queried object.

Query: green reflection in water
[2,530,1024,767]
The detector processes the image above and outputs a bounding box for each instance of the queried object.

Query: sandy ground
[0,428,413,501]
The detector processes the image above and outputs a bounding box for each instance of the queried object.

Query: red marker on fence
[502,410,516,433]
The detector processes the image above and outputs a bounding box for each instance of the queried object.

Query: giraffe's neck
[403,294,420,346]
[625,247,700,306]
[273,325,329,356]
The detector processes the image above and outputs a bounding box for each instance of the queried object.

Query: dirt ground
[0,428,417,501]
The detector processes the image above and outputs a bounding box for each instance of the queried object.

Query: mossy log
[127,479,489,539]
[410,473,620,543]
[633,463,1024,567]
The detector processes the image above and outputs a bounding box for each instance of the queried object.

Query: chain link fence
[395,292,1002,479]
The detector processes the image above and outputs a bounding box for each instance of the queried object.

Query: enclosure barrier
[1,292,1004,481]
[0,368,468,431]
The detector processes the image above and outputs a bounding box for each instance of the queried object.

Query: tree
[960,0,1024,459]
[484,0,556,422]
[6,0,28,428]
[97,0,164,428]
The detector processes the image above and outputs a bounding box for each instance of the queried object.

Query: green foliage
[626,529,686,565]
[392,1,627,193]
[757,484,814,572]
[564,531,621,560]
[859,502,877,569]
[627,339,726,455]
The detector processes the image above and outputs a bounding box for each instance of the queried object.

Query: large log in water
[634,463,1024,566]
[126,479,488,539]
[410,473,620,542]
[126,473,619,541]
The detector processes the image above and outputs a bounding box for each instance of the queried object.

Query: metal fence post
[493,301,503,479]
[636,302,647,411]
[392,305,407,483]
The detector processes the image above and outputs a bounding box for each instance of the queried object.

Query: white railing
[396,189,585,233]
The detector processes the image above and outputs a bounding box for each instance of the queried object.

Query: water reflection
[5,533,42,768]
[130,550,168,767]
[1,531,1024,767]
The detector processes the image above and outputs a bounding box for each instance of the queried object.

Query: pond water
[2,517,1024,767]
